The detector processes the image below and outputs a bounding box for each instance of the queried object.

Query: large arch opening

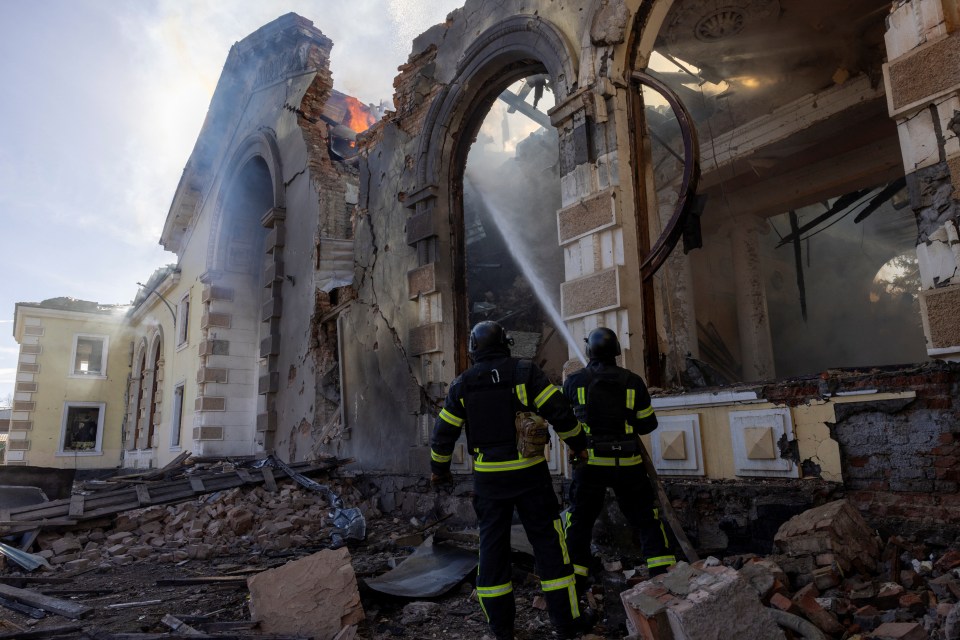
[629,0,926,385]
[459,74,570,381]
[209,155,275,453]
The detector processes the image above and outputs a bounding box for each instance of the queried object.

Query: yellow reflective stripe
[573,564,589,577]
[477,582,513,598]
[577,387,585,405]
[474,456,545,472]
[647,555,677,568]
[534,384,559,408]
[556,422,582,439]
[541,574,579,618]
[553,519,570,564]
[459,398,464,406]
[654,507,670,548]
[430,450,452,463]
[439,408,464,427]
[625,423,634,434]
[541,574,576,591]
[515,383,529,406]
[637,405,655,419]
[586,453,644,467]
[626,388,636,410]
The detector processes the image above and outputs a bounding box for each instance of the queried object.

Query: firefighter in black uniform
[430,321,592,640]
[563,327,676,595]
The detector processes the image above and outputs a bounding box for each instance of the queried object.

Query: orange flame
[343,95,376,134]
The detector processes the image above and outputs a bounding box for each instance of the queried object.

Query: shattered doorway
[462,75,568,382]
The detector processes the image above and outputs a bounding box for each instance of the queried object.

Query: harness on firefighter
[463,359,539,458]
[574,368,639,459]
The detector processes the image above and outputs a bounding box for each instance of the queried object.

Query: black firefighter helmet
[585,327,621,361]
[469,321,514,357]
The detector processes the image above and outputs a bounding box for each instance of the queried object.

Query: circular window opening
[695,9,746,41]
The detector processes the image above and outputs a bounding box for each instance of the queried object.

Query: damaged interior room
[2,0,960,638]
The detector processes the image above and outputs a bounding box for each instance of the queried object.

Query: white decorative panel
[729,408,799,477]
[650,414,704,476]
[6,451,25,462]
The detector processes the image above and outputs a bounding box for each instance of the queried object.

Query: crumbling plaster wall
[343,0,655,473]
[161,15,354,461]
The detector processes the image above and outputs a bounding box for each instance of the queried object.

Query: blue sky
[0,0,463,404]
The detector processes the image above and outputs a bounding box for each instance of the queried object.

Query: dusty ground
[0,514,626,639]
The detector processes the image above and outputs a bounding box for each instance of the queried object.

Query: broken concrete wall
[151,14,360,463]
[885,0,960,362]
[344,0,653,472]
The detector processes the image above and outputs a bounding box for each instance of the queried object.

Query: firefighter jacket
[431,352,587,475]
[562,359,657,467]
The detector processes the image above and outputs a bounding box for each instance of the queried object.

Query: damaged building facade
[7,1,960,552]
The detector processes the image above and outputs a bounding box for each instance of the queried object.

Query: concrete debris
[774,499,882,576]
[613,499,960,639]
[247,547,364,640]
[621,561,786,639]
[27,475,377,568]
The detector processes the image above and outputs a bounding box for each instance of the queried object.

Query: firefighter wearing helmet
[563,327,677,596]
[430,321,594,640]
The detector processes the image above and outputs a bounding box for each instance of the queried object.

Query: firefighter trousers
[565,463,676,589]
[473,466,580,639]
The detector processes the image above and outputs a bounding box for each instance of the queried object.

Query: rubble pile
[29,478,380,571]
[619,500,960,640]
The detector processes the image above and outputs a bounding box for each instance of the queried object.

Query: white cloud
[0,368,16,384]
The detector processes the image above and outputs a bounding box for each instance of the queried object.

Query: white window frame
[176,293,190,349]
[58,401,106,456]
[69,334,109,379]
[170,381,186,450]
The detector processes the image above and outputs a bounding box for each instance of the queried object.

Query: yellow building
[124,265,201,470]
[8,298,131,468]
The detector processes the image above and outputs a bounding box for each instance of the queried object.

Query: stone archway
[195,132,285,456]
[408,15,582,381]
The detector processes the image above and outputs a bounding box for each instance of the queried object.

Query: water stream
[466,172,587,365]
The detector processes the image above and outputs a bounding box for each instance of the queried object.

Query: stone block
[51,537,82,556]
[920,285,960,349]
[560,267,621,319]
[248,547,364,638]
[887,31,960,114]
[774,500,881,574]
[620,563,784,640]
[557,188,617,245]
[407,264,436,299]
[869,621,928,640]
[409,323,442,355]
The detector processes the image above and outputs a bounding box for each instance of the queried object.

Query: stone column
[729,217,775,381]
[884,0,960,361]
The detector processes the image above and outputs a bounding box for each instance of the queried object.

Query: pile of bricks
[28,479,379,572]
[620,500,960,639]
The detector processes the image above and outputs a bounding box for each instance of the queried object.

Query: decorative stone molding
[407,264,437,299]
[561,267,622,319]
[886,31,960,116]
[409,323,443,356]
[728,408,799,478]
[557,188,618,244]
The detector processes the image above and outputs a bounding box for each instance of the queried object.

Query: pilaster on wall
[553,83,635,369]
[884,0,960,361]
[5,322,42,465]
[404,186,445,446]
[256,206,285,454]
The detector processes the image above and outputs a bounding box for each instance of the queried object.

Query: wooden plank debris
[0,458,348,535]
[135,484,152,506]
[0,595,45,619]
[105,599,164,609]
[260,467,277,492]
[67,494,85,518]
[0,624,82,639]
[0,583,93,618]
[155,576,248,587]
[160,614,204,636]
